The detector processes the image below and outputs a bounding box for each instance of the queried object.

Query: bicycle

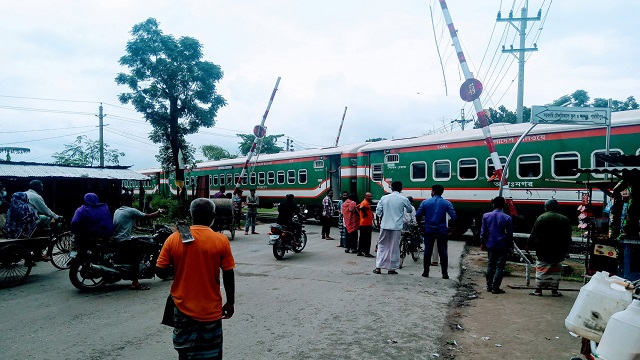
[399,224,423,269]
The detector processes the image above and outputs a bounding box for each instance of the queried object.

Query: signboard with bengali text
[531,106,611,125]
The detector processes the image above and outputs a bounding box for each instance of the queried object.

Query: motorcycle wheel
[411,233,423,262]
[292,232,307,253]
[230,227,235,241]
[272,239,286,260]
[48,232,74,270]
[69,261,107,291]
[0,244,32,287]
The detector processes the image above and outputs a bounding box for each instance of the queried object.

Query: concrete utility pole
[497,2,541,123]
[451,108,472,130]
[98,103,104,167]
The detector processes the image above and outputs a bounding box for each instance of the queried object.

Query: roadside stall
[576,153,640,281]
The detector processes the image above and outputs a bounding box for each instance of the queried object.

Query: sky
[1,0,638,170]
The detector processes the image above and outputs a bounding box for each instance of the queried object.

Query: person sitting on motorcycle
[277,194,302,239]
[70,193,113,243]
[403,196,419,250]
[25,180,61,230]
[113,193,165,290]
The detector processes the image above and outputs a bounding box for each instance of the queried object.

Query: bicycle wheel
[49,232,74,270]
[399,236,407,269]
[0,244,32,287]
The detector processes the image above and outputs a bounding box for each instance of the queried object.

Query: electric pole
[451,108,472,130]
[98,103,105,167]
[497,2,541,123]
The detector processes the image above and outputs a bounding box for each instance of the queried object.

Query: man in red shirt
[156,198,235,359]
[357,192,375,257]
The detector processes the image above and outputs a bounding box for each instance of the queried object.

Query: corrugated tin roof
[0,162,149,180]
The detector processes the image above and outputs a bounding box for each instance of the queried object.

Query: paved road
[0,223,464,360]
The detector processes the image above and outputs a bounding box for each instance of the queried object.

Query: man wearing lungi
[373,181,413,275]
[527,199,572,297]
[157,198,236,359]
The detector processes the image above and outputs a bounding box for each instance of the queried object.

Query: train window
[385,154,399,163]
[410,162,427,182]
[267,171,275,185]
[552,152,580,178]
[314,160,324,169]
[185,177,190,186]
[371,164,383,181]
[287,170,296,184]
[209,175,212,186]
[258,172,266,185]
[299,169,308,184]
[637,149,640,156]
[220,173,225,185]
[485,157,508,179]
[458,158,478,180]
[433,160,451,181]
[277,171,285,184]
[191,176,195,187]
[212,175,218,186]
[227,174,233,185]
[250,173,256,185]
[591,149,623,178]
[242,174,248,185]
[517,154,542,179]
[234,173,240,186]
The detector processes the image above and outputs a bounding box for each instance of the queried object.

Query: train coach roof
[188,142,370,169]
[358,109,640,152]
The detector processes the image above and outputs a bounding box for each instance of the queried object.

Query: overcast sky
[1,0,637,169]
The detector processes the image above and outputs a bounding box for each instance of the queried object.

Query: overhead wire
[0,129,95,146]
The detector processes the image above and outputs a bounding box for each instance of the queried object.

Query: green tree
[549,90,638,112]
[0,147,30,161]
[115,18,226,196]
[52,135,124,166]
[365,137,387,142]
[201,144,237,160]
[474,105,531,128]
[237,134,284,155]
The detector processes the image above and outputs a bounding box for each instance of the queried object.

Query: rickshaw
[0,221,73,287]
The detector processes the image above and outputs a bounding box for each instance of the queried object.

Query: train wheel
[0,244,32,287]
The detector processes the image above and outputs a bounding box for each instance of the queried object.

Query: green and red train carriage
[134,109,640,234]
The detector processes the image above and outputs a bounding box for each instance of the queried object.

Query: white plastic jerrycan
[595,299,640,360]
[564,271,633,342]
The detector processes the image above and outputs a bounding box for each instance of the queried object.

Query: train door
[328,154,341,196]
[196,176,210,198]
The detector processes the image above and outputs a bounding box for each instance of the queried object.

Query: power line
[0,125,96,134]
[0,94,99,104]
[0,129,95,146]
[0,104,95,116]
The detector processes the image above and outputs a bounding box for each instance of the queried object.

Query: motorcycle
[268,214,307,260]
[68,224,173,291]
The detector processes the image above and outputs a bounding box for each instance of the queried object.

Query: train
[131,109,640,235]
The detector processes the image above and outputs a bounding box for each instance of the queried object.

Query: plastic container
[564,271,633,342]
[595,299,640,360]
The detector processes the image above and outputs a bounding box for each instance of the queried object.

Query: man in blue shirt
[480,196,513,294]
[416,184,457,279]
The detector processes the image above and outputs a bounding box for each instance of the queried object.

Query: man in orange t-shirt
[357,192,375,257]
[156,198,235,360]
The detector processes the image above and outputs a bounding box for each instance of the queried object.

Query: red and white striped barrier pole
[334,106,348,147]
[438,0,517,216]
[234,77,281,195]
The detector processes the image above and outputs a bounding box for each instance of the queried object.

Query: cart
[0,222,74,287]
[210,198,237,240]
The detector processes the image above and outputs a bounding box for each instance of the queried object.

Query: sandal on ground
[388,270,398,275]
[491,289,506,294]
[529,291,542,296]
[130,284,150,290]
[364,254,374,258]
[422,273,429,277]
[551,292,563,297]
[372,269,382,274]
[325,237,335,240]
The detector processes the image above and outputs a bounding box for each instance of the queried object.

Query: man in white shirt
[25,180,60,229]
[373,181,413,275]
